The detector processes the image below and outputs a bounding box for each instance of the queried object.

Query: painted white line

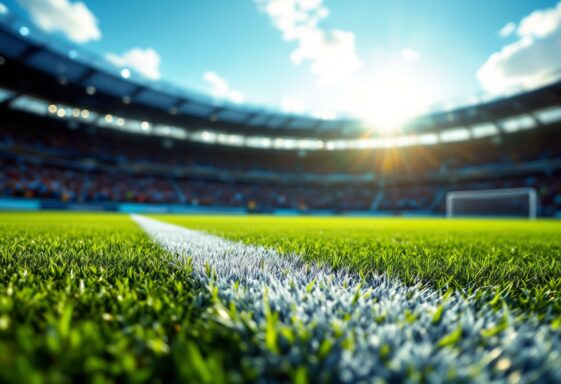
[132,214,561,382]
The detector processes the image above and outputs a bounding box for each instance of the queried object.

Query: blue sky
[2,0,561,123]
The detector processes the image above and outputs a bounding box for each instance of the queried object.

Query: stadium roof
[1,10,561,151]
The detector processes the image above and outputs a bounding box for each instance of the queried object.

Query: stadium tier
[1,12,561,216]
[1,111,561,215]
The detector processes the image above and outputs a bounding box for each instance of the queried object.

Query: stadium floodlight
[446,187,538,219]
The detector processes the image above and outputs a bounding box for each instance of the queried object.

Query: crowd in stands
[2,155,560,214]
[1,113,561,215]
[0,157,378,210]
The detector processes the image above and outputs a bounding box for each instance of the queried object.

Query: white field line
[132,214,561,382]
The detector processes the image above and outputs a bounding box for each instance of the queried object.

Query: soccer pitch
[1,213,561,382]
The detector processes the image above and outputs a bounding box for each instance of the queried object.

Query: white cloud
[106,48,161,80]
[255,0,361,85]
[477,2,561,95]
[203,71,245,104]
[518,3,561,38]
[281,96,306,114]
[17,0,100,43]
[499,22,516,38]
[400,48,421,61]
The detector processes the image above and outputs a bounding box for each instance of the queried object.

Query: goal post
[446,187,538,219]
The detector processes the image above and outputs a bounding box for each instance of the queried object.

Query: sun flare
[350,67,435,134]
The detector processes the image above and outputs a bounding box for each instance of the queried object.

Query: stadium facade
[1,12,560,217]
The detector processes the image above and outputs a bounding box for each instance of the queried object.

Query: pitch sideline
[132,214,561,382]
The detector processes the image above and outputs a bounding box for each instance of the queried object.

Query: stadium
[1,1,561,383]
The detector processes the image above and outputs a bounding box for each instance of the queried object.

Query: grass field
[154,215,561,315]
[1,212,561,382]
[0,213,247,383]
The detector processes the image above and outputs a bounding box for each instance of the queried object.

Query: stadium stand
[0,11,561,216]
[1,111,560,215]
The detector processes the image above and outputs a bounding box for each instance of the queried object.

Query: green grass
[154,215,561,316]
[0,213,257,383]
[2,212,561,382]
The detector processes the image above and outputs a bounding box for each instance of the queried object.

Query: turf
[2,212,561,382]
[0,213,256,383]
[154,215,561,316]
[138,214,561,382]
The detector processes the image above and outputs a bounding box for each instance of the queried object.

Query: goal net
[446,187,538,219]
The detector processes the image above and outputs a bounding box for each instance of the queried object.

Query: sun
[350,66,435,134]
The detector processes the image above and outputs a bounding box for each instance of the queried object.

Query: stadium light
[274,138,297,149]
[355,139,371,149]
[440,128,470,142]
[218,134,244,146]
[470,123,498,138]
[393,135,418,147]
[121,69,131,79]
[298,139,324,150]
[246,137,272,149]
[7,93,514,152]
[369,138,390,148]
[153,125,186,139]
[326,140,348,150]
[535,106,561,125]
[157,126,170,135]
[417,133,439,145]
[500,115,536,133]
[200,131,216,143]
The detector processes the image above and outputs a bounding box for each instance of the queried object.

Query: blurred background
[0,0,560,217]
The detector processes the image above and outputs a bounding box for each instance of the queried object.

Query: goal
[446,187,538,219]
